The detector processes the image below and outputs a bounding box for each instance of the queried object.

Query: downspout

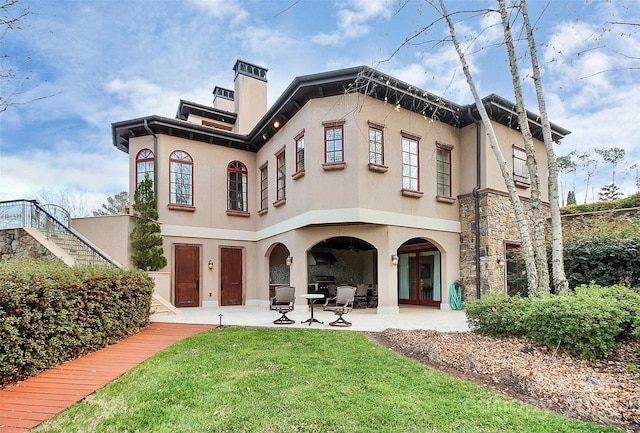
[468,107,482,300]
[143,119,158,202]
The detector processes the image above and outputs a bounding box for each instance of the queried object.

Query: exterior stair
[47,230,114,267]
[151,295,181,317]
[2,200,179,317]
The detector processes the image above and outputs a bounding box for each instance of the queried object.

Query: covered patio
[151,304,469,333]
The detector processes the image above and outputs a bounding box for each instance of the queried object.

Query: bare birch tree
[497,0,550,294]
[518,0,568,293]
[438,0,539,294]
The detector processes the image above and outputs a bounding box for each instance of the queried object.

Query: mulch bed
[369,329,640,433]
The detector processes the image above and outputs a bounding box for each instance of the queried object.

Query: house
[73,59,570,313]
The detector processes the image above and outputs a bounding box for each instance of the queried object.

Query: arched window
[169,150,193,206]
[136,149,155,188]
[228,161,248,212]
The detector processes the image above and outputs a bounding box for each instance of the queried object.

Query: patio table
[300,293,324,325]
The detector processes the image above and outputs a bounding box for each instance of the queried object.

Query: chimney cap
[233,59,268,82]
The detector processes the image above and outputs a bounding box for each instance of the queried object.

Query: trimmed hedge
[563,237,640,289]
[0,258,153,387]
[560,192,640,215]
[465,284,640,359]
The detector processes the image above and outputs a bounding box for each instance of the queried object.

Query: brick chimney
[233,59,268,135]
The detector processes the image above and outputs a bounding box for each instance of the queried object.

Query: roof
[112,65,571,154]
[176,100,237,124]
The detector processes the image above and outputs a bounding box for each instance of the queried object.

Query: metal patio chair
[270,286,296,324]
[354,284,369,308]
[323,285,356,327]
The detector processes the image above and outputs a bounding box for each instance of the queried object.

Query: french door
[398,250,441,306]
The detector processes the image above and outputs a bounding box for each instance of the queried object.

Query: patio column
[289,246,308,306]
[377,247,399,314]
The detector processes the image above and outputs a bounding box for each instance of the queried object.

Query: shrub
[465,284,640,359]
[131,175,167,271]
[0,258,153,387]
[563,236,640,289]
[523,287,630,359]
[464,293,530,338]
[560,191,640,215]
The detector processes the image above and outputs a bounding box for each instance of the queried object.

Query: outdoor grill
[308,275,336,296]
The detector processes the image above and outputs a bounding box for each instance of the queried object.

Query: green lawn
[33,327,620,433]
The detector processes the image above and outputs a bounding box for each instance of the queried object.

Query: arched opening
[397,238,442,307]
[307,236,377,307]
[267,243,291,299]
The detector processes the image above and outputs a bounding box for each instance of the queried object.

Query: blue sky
[1,0,638,214]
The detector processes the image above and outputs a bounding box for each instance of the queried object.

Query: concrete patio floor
[152,304,470,333]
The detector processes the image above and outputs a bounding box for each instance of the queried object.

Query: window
[369,126,384,165]
[506,243,525,296]
[260,163,268,212]
[513,146,529,186]
[324,125,343,163]
[295,134,305,173]
[402,136,419,191]
[136,149,154,188]
[276,150,286,202]
[436,146,452,197]
[169,150,193,206]
[227,161,248,212]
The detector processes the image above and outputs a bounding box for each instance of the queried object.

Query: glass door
[398,250,441,306]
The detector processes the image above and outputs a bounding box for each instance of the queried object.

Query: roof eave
[112,115,252,154]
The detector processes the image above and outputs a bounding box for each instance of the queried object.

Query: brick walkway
[0,323,214,432]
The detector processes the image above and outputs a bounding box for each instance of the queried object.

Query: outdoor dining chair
[322,285,356,327]
[270,286,296,324]
[354,284,369,308]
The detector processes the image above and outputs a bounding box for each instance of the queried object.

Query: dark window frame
[368,124,384,166]
[401,135,420,193]
[169,150,194,207]
[436,144,452,198]
[324,124,344,164]
[293,130,305,179]
[136,148,155,188]
[259,162,268,213]
[275,148,286,204]
[227,160,248,213]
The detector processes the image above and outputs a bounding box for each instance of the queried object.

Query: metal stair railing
[0,199,117,267]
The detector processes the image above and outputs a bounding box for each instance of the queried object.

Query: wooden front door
[220,248,243,306]
[175,245,200,307]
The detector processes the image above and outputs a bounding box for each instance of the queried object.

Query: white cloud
[312,0,393,46]
[187,0,249,24]
[0,140,129,213]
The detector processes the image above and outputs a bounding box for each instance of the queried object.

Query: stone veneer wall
[0,228,55,261]
[459,189,546,302]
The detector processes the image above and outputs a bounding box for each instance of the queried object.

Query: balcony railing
[0,199,116,267]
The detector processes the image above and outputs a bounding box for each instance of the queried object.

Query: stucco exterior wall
[71,215,134,268]
[481,122,550,202]
[115,67,563,312]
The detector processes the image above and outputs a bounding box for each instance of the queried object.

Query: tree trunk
[497,0,550,296]
[520,0,568,293]
[439,0,539,293]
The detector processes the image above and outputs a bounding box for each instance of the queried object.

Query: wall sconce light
[497,256,503,265]
[208,260,214,270]
[391,254,399,266]
[285,256,293,266]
